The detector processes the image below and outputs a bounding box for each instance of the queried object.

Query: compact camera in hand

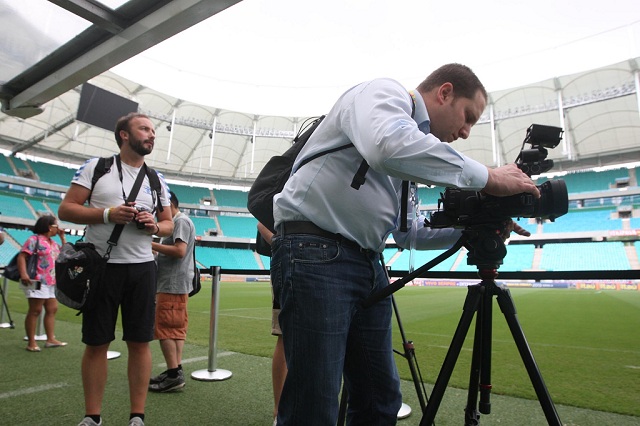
[133,206,150,229]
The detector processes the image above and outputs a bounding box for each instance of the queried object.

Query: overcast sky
[112,0,638,117]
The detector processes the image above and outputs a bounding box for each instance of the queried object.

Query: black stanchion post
[1,277,16,329]
[192,266,232,382]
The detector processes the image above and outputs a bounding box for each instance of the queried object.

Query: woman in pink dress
[18,214,67,352]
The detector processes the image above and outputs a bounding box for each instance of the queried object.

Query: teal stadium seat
[0,192,36,220]
[28,199,54,217]
[543,209,620,233]
[195,246,259,269]
[190,216,218,237]
[5,228,35,246]
[0,155,15,175]
[217,215,258,238]
[27,160,77,186]
[170,184,211,205]
[552,168,629,193]
[213,189,248,208]
[0,237,19,266]
[540,242,630,271]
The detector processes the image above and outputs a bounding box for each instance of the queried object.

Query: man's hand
[483,164,540,198]
[500,220,531,241]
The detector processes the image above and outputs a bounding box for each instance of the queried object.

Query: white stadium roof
[1,0,640,188]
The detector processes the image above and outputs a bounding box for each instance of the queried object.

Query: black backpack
[247,98,416,235]
[90,155,164,213]
[247,116,369,233]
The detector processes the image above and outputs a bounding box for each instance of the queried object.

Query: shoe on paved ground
[128,416,144,426]
[148,370,185,393]
[149,370,168,385]
[77,417,102,426]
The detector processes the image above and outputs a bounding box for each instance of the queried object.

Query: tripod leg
[392,296,428,412]
[495,287,562,426]
[463,277,496,424]
[337,384,348,426]
[478,281,494,415]
[420,284,482,426]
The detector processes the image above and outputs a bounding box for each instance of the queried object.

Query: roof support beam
[8,0,242,113]
[48,0,128,34]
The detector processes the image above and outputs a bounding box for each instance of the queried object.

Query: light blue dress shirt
[274,78,488,252]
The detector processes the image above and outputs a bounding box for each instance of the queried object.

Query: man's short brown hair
[417,63,487,101]
[114,112,149,147]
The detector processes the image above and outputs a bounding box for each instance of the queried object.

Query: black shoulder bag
[56,158,149,313]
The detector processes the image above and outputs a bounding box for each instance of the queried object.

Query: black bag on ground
[189,244,201,297]
[3,251,37,282]
[189,267,201,297]
[55,242,106,312]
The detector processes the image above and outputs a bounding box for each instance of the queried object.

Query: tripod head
[461,222,510,271]
[361,220,513,309]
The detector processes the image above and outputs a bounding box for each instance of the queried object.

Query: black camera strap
[104,156,148,259]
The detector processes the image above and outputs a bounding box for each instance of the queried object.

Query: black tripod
[364,223,563,426]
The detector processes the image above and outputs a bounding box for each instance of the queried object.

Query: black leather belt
[277,221,362,250]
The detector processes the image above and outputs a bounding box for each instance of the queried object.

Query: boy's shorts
[154,293,189,340]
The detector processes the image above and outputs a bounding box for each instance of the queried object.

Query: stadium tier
[1,157,639,272]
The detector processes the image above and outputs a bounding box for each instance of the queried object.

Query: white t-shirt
[71,156,171,263]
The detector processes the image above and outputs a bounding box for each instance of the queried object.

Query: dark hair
[417,63,487,102]
[169,191,179,209]
[114,113,150,147]
[33,214,57,235]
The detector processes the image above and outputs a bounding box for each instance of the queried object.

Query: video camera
[429,124,568,228]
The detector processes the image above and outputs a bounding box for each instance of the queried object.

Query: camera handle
[361,234,468,309]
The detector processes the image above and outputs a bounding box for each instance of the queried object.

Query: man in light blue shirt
[271,64,539,425]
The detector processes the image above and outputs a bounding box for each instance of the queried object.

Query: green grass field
[1,280,639,425]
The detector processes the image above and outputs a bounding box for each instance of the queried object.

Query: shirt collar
[410,90,431,134]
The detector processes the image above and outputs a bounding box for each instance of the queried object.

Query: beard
[130,137,153,156]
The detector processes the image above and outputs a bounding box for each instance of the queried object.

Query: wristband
[154,224,160,235]
[103,208,109,224]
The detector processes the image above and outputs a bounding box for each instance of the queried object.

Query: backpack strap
[144,164,164,213]
[88,155,114,204]
[88,155,163,213]
[350,91,417,191]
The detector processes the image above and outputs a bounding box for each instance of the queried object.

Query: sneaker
[77,417,102,426]
[149,370,169,385]
[128,416,144,426]
[148,371,185,393]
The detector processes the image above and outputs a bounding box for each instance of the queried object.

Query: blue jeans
[271,234,401,425]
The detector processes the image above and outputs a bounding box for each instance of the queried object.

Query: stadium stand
[0,155,15,175]
[28,199,53,217]
[26,160,76,187]
[551,168,630,193]
[196,246,260,270]
[540,242,631,271]
[543,208,621,233]
[0,239,17,266]
[213,189,248,208]
[217,215,258,238]
[5,228,35,246]
[0,192,36,220]
[190,216,218,237]
[170,183,211,205]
